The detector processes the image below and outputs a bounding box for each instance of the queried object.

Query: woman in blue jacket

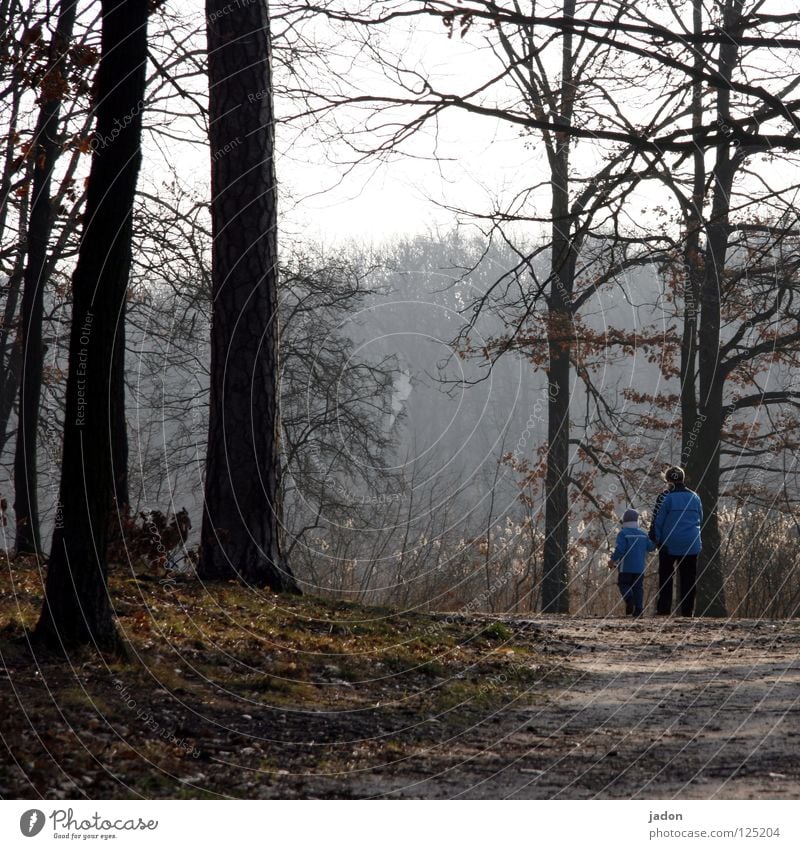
[652,466,703,617]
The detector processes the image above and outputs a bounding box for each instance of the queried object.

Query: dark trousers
[618,572,645,616]
[656,550,697,616]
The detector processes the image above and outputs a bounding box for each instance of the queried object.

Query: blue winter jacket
[653,485,703,555]
[611,526,656,574]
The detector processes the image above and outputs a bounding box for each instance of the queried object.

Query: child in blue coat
[608,508,656,617]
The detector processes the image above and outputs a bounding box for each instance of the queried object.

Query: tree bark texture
[35,0,147,651]
[199,0,300,592]
[688,1,744,618]
[14,0,79,555]
[542,0,576,614]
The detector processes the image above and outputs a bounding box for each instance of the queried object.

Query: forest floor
[2,557,799,799]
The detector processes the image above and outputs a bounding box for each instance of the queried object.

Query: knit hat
[665,466,685,483]
[622,508,639,524]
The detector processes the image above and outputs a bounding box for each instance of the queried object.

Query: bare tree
[35,0,148,651]
[13,0,79,554]
[288,0,800,615]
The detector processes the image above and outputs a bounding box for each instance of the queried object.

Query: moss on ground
[0,555,562,798]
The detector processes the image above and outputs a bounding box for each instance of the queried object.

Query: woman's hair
[664,466,685,483]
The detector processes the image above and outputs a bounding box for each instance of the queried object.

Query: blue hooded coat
[653,484,703,555]
[611,524,656,574]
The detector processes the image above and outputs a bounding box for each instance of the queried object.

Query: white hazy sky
[155,1,795,245]
[280,115,537,243]
[151,1,571,243]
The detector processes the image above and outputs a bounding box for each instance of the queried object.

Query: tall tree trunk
[542,0,575,613]
[35,0,148,651]
[198,0,299,592]
[0,90,30,457]
[0,265,25,459]
[14,0,79,555]
[111,315,129,512]
[542,150,573,613]
[0,46,30,454]
[694,377,726,615]
[691,0,744,618]
[693,183,730,616]
[679,0,704,460]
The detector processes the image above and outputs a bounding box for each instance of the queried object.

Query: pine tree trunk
[198,0,299,593]
[14,0,79,555]
[35,0,147,651]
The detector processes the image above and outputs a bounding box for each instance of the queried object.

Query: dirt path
[4,577,799,800]
[299,617,800,799]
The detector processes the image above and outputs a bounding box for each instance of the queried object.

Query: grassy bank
[0,557,558,798]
